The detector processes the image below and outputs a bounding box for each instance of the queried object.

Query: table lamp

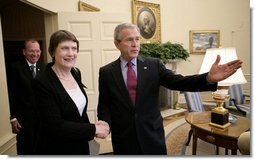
[199,47,247,129]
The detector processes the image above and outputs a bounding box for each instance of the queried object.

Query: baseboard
[0,133,16,155]
[161,108,187,118]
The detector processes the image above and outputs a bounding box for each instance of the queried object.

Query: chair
[184,92,204,112]
[225,84,250,117]
[237,131,250,155]
[184,92,216,145]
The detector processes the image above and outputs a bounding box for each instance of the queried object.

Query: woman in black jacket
[32,30,109,155]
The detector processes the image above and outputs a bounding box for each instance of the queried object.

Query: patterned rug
[165,120,242,156]
[165,122,190,155]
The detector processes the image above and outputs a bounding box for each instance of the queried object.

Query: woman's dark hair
[48,30,79,58]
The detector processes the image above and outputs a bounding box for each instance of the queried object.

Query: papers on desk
[229,114,238,123]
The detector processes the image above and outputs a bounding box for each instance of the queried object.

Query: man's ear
[22,49,26,56]
[114,40,120,50]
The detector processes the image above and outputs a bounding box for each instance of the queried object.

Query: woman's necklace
[58,76,72,81]
[52,66,73,81]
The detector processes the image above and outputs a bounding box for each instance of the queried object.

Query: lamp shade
[199,47,247,86]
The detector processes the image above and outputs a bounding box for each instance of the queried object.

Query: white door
[57,12,130,154]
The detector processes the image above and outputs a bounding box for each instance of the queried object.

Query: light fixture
[199,47,247,129]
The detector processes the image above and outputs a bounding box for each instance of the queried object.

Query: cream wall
[25,0,250,76]
[0,18,17,155]
[0,0,250,154]
[163,0,250,76]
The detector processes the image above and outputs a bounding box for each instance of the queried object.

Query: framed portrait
[189,30,220,54]
[132,0,161,43]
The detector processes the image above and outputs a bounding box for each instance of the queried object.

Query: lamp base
[209,122,231,129]
[210,107,230,129]
[173,102,181,110]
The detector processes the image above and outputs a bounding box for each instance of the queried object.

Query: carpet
[165,122,190,155]
[165,119,242,156]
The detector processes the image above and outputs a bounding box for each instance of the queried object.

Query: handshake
[95,120,110,139]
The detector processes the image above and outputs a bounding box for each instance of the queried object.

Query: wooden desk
[185,111,250,155]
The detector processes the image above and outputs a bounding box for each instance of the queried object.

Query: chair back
[227,84,245,105]
[224,84,250,117]
[184,92,204,112]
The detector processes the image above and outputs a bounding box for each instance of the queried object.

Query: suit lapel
[136,56,146,107]
[71,68,89,117]
[21,58,45,79]
[110,57,147,109]
[36,63,42,75]
[44,64,80,117]
[111,58,134,109]
[20,58,34,79]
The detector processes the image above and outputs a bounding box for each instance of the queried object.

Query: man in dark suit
[97,23,243,155]
[8,39,45,155]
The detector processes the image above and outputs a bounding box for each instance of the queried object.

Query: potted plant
[140,41,189,110]
[139,41,189,63]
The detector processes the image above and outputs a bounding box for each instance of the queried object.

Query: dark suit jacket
[97,56,217,155]
[32,63,95,155]
[8,57,45,126]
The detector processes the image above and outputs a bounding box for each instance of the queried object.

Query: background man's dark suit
[97,56,217,155]
[8,57,45,154]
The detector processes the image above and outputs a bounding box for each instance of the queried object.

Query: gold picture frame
[78,1,100,12]
[189,30,220,54]
[132,0,161,43]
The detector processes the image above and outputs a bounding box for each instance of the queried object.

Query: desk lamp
[199,47,247,129]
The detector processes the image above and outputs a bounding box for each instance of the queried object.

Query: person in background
[8,39,45,155]
[32,30,109,155]
[97,23,243,155]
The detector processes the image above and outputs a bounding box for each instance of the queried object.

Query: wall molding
[0,133,16,155]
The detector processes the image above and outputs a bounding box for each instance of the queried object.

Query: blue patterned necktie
[127,61,137,106]
[30,65,36,78]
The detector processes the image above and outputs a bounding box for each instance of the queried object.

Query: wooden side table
[185,111,250,155]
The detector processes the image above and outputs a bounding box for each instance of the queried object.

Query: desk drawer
[193,127,237,150]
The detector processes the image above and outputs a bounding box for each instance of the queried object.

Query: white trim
[0,133,16,155]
